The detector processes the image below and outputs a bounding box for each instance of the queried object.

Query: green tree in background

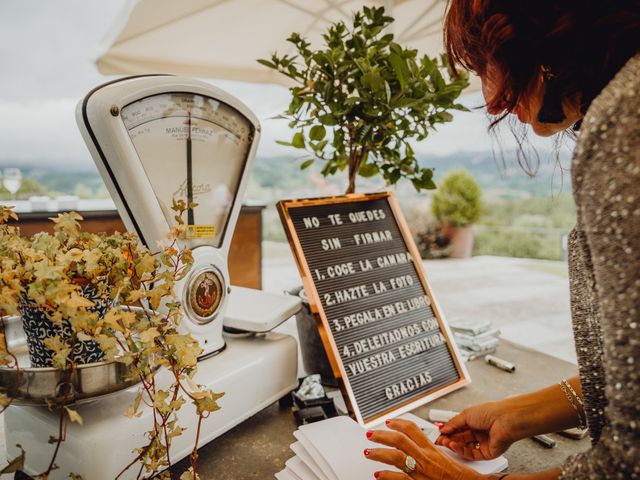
[0,178,47,201]
[259,6,469,194]
[431,169,482,227]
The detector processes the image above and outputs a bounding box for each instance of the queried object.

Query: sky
[0,1,565,169]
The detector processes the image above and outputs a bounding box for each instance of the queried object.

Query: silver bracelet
[559,379,587,430]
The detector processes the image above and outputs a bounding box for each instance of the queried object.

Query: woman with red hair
[364,1,640,479]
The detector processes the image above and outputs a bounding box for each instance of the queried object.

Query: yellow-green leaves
[64,407,83,425]
[50,211,83,236]
[43,337,71,369]
[165,334,202,369]
[179,467,201,480]
[135,253,156,279]
[139,327,160,345]
[0,203,219,479]
[192,390,224,416]
[0,206,18,224]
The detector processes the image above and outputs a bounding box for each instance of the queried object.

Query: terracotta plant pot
[442,224,474,259]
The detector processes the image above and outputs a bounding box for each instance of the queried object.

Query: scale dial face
[120,92,253,248]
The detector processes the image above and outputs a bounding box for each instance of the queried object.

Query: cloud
[0,98,92,167]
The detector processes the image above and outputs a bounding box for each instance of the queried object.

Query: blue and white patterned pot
[20,285,112,368]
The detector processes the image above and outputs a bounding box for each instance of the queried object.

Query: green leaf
[257,58,277,69]
[344,96,363,105]
[361,70,384,92]
[309,125,326,141]
[275,140,291,146]
[389,53,409,90]
[291,132,305,149]
[300,159,315,170]
[359,163,379,177]
[0,444,24,474]
[436,111,454,123]
[388,169,401,184]
[317,114,339,126]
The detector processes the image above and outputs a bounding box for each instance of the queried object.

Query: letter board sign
[278,192,470,426]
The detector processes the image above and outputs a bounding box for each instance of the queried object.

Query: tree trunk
[346,149,363,195]
[346,168,357,194]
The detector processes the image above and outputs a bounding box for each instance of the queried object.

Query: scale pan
[0,314,141,406]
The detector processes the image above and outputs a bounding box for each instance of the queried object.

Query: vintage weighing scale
[3,75,300,479]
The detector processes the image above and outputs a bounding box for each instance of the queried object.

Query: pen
[532,434,556,448]
[428,409,459,423]
[484,355,516,373]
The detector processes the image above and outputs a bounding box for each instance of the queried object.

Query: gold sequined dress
[560,53,640,479]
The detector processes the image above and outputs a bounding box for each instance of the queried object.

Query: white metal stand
[4,332,298,480]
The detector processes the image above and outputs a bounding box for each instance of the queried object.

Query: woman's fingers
[442,438,491,461]
[385,419,431,448]
[375,471,412,480]
[365,447,406,469]
[443,439,468,458]
[440,429,478,445]
[439,411,469,435]
[367,429,424,461]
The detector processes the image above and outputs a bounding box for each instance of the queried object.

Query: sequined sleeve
[560,54,640,479]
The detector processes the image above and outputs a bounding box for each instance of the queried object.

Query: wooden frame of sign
[278,192,470,427]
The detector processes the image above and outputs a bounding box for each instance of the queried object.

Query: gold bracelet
[562,379,583,407]
[559,379,586,430]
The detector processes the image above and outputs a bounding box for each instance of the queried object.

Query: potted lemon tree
[431,169,483,258]
[259,6,469,194]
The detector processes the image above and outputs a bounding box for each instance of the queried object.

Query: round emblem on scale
[186,268,224,322]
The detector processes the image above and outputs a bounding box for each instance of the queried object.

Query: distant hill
[249,148,573,203]
[2,147,573,202]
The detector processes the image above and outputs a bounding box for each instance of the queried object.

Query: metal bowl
[0,310,145,406]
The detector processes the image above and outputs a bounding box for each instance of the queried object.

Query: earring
[537,65,566,124]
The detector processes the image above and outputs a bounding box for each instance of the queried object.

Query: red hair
[444,0,640,124]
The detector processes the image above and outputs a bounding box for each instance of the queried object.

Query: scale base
[4,332,298,480]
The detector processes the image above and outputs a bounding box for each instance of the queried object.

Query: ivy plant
[0,202,221,480]
[258,6,469,194]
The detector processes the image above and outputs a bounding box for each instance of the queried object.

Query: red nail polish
[374,472,380,479]
[385,419,391,426]
[366,430,373,438]
[364,448,370,456]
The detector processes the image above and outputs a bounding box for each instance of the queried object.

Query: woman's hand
[364,418,484,480]
[436,401,516,461]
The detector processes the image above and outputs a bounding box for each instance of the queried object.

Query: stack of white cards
[275,413,508,480]
[450,319,501,361]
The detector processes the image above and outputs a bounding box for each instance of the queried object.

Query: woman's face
[481,73,582,136]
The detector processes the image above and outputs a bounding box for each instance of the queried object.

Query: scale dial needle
[186,113,194,225]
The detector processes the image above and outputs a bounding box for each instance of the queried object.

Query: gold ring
[402,455,417,473]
